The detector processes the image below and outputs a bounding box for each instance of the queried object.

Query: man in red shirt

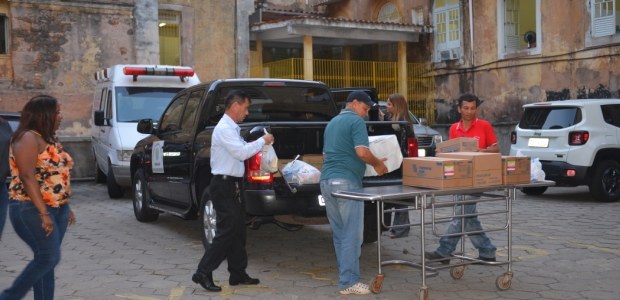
[425,93,499,264]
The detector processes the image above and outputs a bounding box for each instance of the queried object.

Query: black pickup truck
[130,78,418,248]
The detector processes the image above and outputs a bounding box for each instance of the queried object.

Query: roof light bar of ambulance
[123,66,195,82]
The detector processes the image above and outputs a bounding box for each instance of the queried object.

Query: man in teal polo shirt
[320,91,388,295]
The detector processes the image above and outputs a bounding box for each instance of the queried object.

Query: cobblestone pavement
[1,182,619,299]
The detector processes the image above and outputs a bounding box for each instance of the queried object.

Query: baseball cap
[346,91,376,108]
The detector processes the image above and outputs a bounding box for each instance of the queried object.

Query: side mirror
[137,119,154,134]
[93,110,106,126]
[419,117,429,126]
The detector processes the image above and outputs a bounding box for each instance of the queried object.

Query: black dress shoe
[424,251,450,265]
[192,272,222,292]
[229,274,260,286]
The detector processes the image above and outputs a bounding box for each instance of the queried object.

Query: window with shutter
[433,0,461,62]
[498,0,540,57]
[591,0,617,37]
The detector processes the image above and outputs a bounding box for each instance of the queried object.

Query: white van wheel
[107,165,125,199]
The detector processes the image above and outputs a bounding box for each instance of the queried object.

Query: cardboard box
[364,135,403,176]
[436,137,479,153]
[502,156,531,184]
[402,157,473,189]
[438,152,502,187]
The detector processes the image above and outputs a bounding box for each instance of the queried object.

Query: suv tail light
[510,131,517,144]
[246,151,273,183]
[569,131,589,145]
[407,136,419,157]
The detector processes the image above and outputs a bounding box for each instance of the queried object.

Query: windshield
[519,107,581,129]
[115,87,183,122]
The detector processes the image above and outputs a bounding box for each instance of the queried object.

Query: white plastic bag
[260,145,278,173]
[530,157,546,182]
[282,160,321,185]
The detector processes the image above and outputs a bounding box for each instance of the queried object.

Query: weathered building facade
[0,0,252,177]
[428,0,620,126]
[2,0,619,177]
[0,0,253,135]
[250,0,620,152]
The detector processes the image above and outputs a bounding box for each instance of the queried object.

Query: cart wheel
[371,274,384,294]
[449,266,465,279]
[495,273,513,290]
[418,287,429,300]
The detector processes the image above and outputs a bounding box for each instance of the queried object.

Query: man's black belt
[213,174,243,182]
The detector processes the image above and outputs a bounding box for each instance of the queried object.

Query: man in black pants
[192,90,274,292]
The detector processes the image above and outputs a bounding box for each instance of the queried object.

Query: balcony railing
[251,58,436,124]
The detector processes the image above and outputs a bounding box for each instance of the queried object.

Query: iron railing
[251,58,436,124]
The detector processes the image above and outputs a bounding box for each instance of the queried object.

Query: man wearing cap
[320,91,388,295]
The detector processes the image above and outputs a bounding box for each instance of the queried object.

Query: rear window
[519,107,582,129]
[212,85,337,122]
[601,104,620,127]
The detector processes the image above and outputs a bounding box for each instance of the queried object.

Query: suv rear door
[513,104,581,162]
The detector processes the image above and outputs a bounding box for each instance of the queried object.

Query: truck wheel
[520,186,548,196]
[107,166,125,199]
[94,159,106,184]
[588,160,620,202]
[133,170,159,222]
[200,190,217,250]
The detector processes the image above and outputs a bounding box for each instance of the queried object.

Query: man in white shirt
[192,90,274,292]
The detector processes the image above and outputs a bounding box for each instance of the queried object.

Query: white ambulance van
[92,65,200,198]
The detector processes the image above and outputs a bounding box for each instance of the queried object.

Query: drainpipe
[468,0,475,93]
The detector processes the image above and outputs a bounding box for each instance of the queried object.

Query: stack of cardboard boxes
[402,137,531,189]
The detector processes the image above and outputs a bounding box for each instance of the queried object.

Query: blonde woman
[381,93,415,238]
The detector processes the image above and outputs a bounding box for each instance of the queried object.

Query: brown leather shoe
[192,272,221,292]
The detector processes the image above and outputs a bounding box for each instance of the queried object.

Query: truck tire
[588,160,620,202]
[132,170,159,222]
[107,165,125,199]
[520,186,548,196]
[200,189,217,250]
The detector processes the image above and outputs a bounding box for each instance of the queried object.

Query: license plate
[418,149,426,157]
[318,195,325,206]
[528,137,549,148]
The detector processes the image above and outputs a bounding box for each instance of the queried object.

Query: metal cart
[332,180,555,300]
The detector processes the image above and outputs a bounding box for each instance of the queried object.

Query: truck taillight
[511,131,517,144]
[569,131,589,145]
[407,137,419,157]
[246,152,273,183]
[123,66,195,82]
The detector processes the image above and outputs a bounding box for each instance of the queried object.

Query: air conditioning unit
[439,48,460,61]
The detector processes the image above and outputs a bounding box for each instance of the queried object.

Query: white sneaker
[339,282,371,295]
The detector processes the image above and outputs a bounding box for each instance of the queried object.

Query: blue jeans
[0,200,70,300]
[435,195,496,259]
[0,184,7,240]
[320,178,364,290]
